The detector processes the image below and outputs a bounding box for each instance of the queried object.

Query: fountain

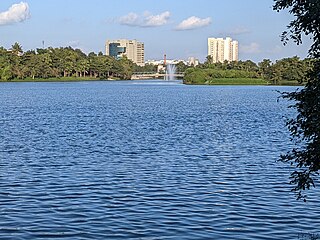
[165,64,177,81]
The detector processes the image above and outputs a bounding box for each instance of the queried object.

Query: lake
[0,80,319,239]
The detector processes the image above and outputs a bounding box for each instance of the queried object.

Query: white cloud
[119,12,140,26]
[240,42,261,54]
[118,11,170,27]
[143,11,170,27]
[175,16,211,31]
[0,2,30,26]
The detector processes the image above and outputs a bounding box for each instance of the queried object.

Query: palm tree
[205,55,213,65]
[11,42,23,56]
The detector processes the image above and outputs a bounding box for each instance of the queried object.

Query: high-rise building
[207,37,238,63]
[105,39,145,66]
[231,40,239,62]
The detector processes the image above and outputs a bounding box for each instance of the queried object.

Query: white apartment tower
[106,39,145,66]
[208,37,238,63]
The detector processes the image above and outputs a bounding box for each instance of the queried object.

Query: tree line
[0,43,136,81]
[184,56,316,85]
[0,42,316,85]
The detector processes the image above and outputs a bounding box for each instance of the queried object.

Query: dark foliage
[0,44,136,80]
[274,0,320,200]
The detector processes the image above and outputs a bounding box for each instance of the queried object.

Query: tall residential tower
[207,37,238,63]
[105,39,145,66]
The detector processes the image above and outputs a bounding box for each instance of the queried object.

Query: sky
[0,0,313,63]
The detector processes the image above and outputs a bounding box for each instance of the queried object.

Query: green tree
[0,47,13,81]
[258,59,272,80]
[133,63,157,73]
[10,43,24,79]
[0,44,146,81]
[205,55,213,65]
[117,56,134,80]
[267,57,309,85]
[11,42,23,56]
[36,51,54,78]
[74,48,89,77]
[175,61,188,73]
[269,62,282,85]
[0,65,13,81]
[238,60,258,72]
[88,52,98,77]
[22,50,38,79]
[274,0,320,200]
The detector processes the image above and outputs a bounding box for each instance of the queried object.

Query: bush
[184,68,259,84]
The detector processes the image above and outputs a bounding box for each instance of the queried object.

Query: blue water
[0,80,319,239]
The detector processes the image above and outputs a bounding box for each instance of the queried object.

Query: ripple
[0,82,319,239]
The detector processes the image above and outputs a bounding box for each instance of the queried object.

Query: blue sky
[0,0,312,62]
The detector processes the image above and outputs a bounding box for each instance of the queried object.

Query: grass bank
[0,77,104,82]
[184,78,269,85]
[183,68,269,85]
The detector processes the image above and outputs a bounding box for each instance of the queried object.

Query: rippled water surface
[1,80,319,239]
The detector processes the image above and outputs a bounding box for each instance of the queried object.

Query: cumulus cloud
[175,16,211,31]
[119,11,170,27]
[0,2,30,26]
[119,12,140,26]
[143,11,170,27]
[240,42,261,54]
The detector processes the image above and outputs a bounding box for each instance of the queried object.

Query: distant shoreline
[0,77,121,83]
[0,78,303,86]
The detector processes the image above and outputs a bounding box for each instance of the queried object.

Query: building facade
[207,37,238,63]
[105,39,145,66]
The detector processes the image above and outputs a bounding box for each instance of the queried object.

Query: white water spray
[165,64,177,81]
